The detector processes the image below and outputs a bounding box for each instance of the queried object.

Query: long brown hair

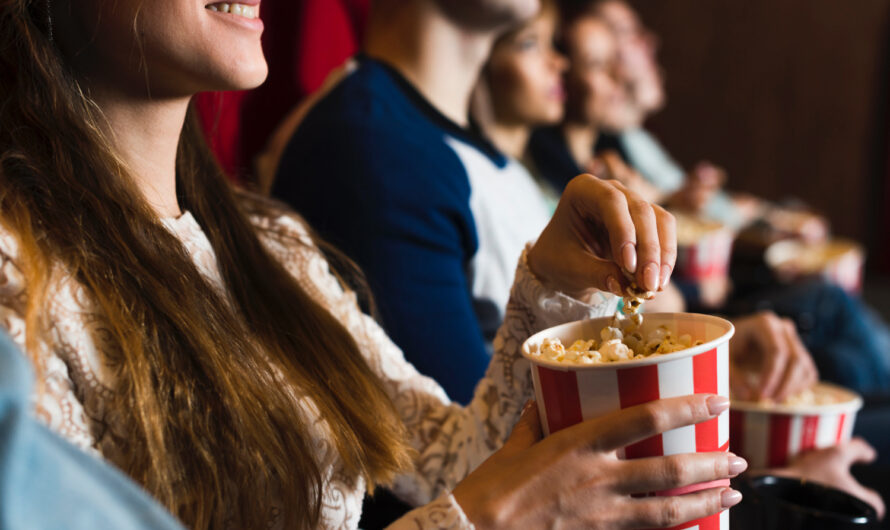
[0,1,412,528]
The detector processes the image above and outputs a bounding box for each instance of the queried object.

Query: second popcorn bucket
[522,312,735,530]
[729,382,862,469]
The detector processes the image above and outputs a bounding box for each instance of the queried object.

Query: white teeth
[206,2,258,19]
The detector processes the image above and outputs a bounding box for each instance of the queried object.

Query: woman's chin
[205,59,269,92]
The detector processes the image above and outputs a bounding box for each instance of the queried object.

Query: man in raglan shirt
[273,0,554,404]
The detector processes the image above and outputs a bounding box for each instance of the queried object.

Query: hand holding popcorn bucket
[522,313,735,530]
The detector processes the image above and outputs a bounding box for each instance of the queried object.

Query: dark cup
[731,475,879,529]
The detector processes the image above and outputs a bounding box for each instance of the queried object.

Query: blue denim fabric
[728,280,890,396]
[0,332,182,530]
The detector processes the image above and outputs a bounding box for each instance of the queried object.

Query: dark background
[628,0,890,272]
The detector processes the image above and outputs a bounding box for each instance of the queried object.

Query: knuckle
[714,454,729,477]
[758,310,778,323]
[765,315,783,331]
[577,172,598,185]
[658,497,685,527]
[642,242,661,259]
[664,457,687,484]
[631,198,653,214]
[610,178,629,192]
[643,405,668,433]
[657,212,677,234]
[635,503,661,527]
[601,185,624,204]
[566,173,596,195]
[656,206,676,226]
[689,395,710,420]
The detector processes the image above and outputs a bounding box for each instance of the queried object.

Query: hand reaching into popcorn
[529,174,676,299]
[729,311,819,402]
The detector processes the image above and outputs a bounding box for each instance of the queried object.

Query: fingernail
[707,395,730,415]
[643,262,659,292]
[728,456,748,476]
[660,264,672,288]
[721,489,743,508]
[607,275,621,294]
[621,242,637,274]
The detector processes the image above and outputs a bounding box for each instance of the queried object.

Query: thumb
[502,401,543,455]
[860,487,885,521]
[842,437,878,467]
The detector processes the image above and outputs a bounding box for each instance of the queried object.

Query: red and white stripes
[524,313,736,530]
[729,409,857,468]
[675,229,734,281]
[532,343,730,453]
[530,344,730,530]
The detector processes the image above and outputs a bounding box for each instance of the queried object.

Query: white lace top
[0,211,618,528]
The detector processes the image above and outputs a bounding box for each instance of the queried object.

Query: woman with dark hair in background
[472,0,687,314]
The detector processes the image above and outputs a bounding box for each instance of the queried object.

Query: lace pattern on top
[0,212,618,528]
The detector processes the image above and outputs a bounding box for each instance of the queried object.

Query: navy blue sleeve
[273,107,490,404]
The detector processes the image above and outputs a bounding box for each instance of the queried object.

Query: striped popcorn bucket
[522,313,735,530]
[729,382,862,469]
[675,226,735,282]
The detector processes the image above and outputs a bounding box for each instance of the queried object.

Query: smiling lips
[206,2,259,19]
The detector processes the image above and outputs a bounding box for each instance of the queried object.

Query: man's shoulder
[282,69,469,192]
[300,59,429,138]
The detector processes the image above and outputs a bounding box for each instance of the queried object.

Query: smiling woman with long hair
[0,0,412,526]
[0,0,742,528]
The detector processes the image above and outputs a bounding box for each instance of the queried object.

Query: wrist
[451,486,496,530]
[525,244,550,289]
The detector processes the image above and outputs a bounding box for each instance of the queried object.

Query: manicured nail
[607,275,621,294]
[620,242,637,274]
[707,395,730,415]
[643,262,659,292]
[728,455,748,476]
[721,489,743,508]
[660,264,672,288]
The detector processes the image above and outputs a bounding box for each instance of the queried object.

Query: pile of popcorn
[782,387,842,406]
[734,375,848,406]
[529,273,704,365]
[744,383,846,406]
[530,312,703,365]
